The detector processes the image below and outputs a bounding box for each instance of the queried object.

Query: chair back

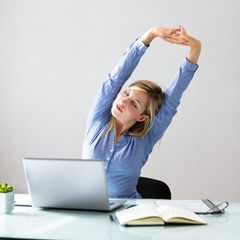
[136,176,171,199]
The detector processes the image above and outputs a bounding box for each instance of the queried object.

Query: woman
[82,25,201,198]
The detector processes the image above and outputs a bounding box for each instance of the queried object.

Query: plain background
[0,0,239,201]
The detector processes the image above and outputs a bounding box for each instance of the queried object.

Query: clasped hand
[141,25,201,65]
[152,25,200,49]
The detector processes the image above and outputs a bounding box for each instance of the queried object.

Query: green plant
[0,183,15,193]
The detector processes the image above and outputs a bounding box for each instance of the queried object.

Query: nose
[120,97,128,107]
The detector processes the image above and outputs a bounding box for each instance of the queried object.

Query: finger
[173,32,181,36]
[168,36,188,43]
[171,34,187,42]
[178,25,183,31]
[179,25,187,34]
[164,27,181,36]
[172,40,189,46]
[162,30,176,38]
[178,42,189,46]
[172,28,181,33]
[163,38,187,45]
[177,37,188,42]
[179,26,189,41]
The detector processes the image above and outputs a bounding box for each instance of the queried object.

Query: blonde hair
[104,80,165,139]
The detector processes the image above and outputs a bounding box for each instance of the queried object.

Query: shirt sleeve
[148,58,199,146]
[86,38,148,128]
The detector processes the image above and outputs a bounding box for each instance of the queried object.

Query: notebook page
[155,200,211,213]
[14,194,32,206]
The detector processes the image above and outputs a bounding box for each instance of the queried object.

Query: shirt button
[107,157,109,160]
[110,149,113,152]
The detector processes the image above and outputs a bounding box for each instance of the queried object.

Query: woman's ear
[137,115,149,122]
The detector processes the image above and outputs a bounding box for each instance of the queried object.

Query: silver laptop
[23,158,126,211]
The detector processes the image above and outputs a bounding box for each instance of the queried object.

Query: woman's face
[111,87,149,127]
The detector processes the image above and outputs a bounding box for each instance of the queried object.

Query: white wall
[0,0,239,201]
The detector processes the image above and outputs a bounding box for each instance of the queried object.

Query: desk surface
[1,195,240,240]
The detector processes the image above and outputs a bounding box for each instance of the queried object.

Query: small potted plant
[0,183,15,213]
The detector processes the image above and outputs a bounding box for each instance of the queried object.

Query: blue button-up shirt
[82,38,199,198]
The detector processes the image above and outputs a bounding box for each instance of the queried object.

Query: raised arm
[141,26,201,146]
[140,25,201,65]
[178,25,201,65]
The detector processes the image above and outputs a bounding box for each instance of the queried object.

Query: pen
[125,204,137,209]
[109,214,114,222]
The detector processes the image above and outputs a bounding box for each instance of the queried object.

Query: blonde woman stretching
[83,25,201,198]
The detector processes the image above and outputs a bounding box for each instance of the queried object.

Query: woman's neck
[114,118,131,144]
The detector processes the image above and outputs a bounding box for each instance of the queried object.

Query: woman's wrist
[187,41,201,65]
[190,39,201,51]
[140,27,156,46]
[151,26,160,39]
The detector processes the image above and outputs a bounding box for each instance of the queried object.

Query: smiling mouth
[116,104,123,112]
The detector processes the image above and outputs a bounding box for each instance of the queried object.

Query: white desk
[0,195,240,240]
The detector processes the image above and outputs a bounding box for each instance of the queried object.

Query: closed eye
[125,89,139,108]
[132,100,137,108]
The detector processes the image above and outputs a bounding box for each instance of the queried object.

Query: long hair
[104,80,165,139]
